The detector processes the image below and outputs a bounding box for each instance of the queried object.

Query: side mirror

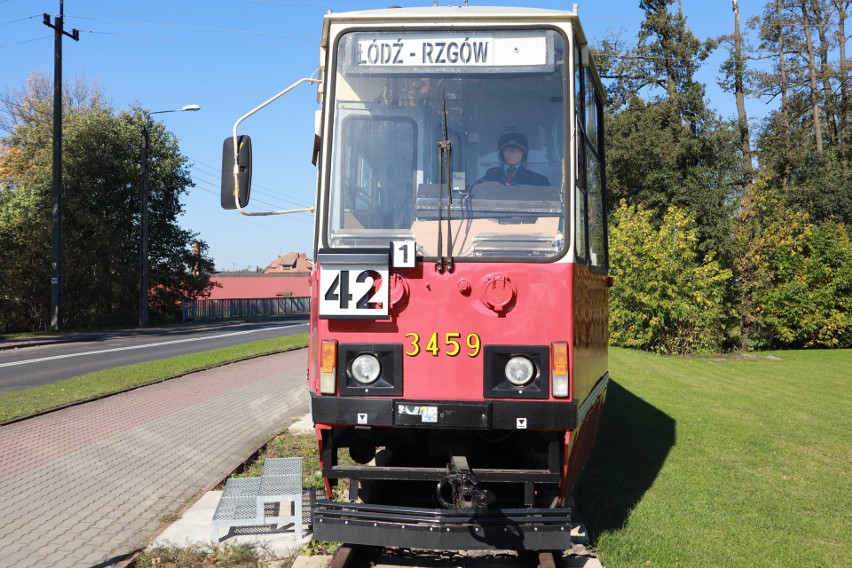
[220,135,252,209]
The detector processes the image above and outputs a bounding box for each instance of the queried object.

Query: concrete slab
[292,556,331,568]
[288,412,315,435]
[152,490,310,558]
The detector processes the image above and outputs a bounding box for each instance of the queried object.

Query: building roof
[206,273,311,299]
[264,252,312,273]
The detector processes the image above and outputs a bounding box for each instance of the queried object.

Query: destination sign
[355,35,547,67]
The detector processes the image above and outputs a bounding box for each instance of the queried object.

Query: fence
[182,297,310,322]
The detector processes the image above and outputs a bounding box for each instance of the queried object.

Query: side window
[586,83,597,150]
[574,40,583,125]
[574,36,588,262]
[586,92,606,270]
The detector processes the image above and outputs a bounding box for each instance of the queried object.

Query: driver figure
[476,132,550,186]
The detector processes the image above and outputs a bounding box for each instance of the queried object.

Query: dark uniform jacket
[477,165,551,186]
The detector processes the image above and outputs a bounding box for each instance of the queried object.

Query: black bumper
[312,500,576,550]
[311,394,577,431]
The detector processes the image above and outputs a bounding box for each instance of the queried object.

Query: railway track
[326,543,602,567]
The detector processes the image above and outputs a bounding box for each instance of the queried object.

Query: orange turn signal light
[321,339,337,374]
[552,341,568,376]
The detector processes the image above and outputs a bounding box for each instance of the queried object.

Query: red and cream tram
[223,4,609,551]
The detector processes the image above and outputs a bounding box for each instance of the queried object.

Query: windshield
[326,29,567,260]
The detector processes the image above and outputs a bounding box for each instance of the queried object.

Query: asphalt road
[0,317,309,393]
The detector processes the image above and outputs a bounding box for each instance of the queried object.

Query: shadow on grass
[573,379,675,541]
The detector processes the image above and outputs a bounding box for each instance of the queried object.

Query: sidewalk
[0,349,309,568]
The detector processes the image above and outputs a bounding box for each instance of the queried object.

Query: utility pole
[43,0,79,330]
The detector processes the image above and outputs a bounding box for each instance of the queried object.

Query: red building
[206,253,312,299]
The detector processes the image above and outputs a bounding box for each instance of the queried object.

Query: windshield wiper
[437,90,454,273]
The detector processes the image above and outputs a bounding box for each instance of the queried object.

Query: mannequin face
[502,145,524,165]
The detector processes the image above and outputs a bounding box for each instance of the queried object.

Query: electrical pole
[43,0,79,330]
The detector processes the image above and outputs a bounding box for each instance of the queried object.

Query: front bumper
[312,500,576,550]
[311,394,577,431]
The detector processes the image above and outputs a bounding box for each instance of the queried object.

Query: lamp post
[140,104,201,327]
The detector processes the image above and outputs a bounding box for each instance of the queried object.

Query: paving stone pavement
[0,349,309,568]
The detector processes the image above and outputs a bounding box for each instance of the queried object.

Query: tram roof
[318,5,603,103]
[321,5,589,45]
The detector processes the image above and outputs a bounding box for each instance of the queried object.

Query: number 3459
[404,332,481,357]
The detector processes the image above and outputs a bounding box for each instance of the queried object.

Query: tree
[736,178,852,348]
[608,201,732,354]
[718,0,754,201]
[0,73,215,332]
[749,0,851,216]
[596,0,742,267]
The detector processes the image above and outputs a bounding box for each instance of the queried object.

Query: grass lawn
[0,334,309,423]
[575,348,851,568]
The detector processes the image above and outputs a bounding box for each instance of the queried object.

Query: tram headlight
[505,356,535,386]
[350,353,381,384]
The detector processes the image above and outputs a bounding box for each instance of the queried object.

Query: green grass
[575,348,851,568]
[134,541,284,567]
[0,333,309,423]
[237,432,327,492]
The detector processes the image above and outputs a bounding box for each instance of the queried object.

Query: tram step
[210,457,305,541]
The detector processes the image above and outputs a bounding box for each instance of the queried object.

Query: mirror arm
[232,74,322,216]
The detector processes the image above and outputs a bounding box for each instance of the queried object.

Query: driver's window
[340,116,417,229]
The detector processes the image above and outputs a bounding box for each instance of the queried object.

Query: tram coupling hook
[435,456,495,512]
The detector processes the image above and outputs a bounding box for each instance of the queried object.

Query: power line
[0,14,41,26]
[0,35,51,49]
[66,15,313,38]
[186,173,315,221]
[186,155,315,209]
[74,28,312,50]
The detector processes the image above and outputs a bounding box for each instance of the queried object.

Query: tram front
[309,6,609,551]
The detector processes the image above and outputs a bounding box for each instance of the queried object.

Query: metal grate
[210,457,305,541]
[211,478,264,540]
[257,457,303,538]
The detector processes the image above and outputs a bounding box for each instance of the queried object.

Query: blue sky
[2,0,763,271]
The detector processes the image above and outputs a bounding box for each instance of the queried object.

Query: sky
[1,0,764,272]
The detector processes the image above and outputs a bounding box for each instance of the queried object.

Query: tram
[222,4,609,551]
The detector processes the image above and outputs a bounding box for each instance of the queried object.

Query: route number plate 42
[319,263,389,319]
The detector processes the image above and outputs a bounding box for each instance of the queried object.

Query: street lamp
[140,104,201,327]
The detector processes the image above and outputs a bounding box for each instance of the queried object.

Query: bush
[741,218,852,349]
[608,201,732,354]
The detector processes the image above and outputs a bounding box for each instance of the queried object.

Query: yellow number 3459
[404,332,481,358]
